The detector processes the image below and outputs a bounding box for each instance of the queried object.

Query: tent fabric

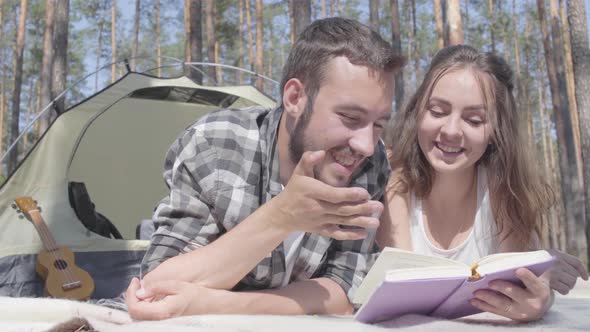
[0,72,276,298]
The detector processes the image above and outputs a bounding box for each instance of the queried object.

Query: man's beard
[288,99,314,169]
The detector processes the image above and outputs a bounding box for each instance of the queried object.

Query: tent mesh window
[130,87,239,108]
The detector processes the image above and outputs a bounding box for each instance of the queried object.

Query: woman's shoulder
[386,168,411,201]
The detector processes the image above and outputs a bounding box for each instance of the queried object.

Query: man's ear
[282,78,307,118]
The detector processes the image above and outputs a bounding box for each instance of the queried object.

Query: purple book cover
[354,276,466,323]
[431,257,555,319]
[354,256,554,324]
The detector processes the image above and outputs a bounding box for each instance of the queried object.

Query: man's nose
[349,125,375,157]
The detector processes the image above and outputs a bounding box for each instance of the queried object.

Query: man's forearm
[144,202,289,290]
[191,278,354,316]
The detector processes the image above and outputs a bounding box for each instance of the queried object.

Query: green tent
[0,69,276,299]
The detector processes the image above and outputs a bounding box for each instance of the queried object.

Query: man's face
[289,57,394,187]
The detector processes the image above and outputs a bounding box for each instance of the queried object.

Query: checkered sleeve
[321,231,380,303]
[141,126,222,276]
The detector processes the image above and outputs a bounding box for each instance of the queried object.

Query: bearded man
[126,17,403,320]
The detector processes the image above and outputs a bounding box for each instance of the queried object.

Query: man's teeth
[333,151,356,166]
[437,143,462,153]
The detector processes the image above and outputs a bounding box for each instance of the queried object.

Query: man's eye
[340,114,359,123]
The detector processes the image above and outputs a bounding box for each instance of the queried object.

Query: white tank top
[409,167,498,265]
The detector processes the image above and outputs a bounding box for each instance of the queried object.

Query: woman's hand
[470,268,552,322]
[542,249,589,295]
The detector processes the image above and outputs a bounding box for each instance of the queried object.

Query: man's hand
[470,268,552,322]
[268,151,383,240]
[542,249,589,295]
[126,277,222,320]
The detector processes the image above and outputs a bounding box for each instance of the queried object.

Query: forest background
[0,0,590,268]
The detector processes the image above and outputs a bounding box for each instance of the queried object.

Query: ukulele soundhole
[54,259,68,270]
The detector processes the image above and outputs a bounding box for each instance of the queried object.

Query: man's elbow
[335,301,355,315]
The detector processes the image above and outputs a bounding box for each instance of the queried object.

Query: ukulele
[14,196,95,300]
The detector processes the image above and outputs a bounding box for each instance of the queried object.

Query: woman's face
[417,68,493,175]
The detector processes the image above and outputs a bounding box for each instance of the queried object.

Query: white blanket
[2,280,589,332]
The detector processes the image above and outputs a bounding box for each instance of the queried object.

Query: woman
[378,45,588,322]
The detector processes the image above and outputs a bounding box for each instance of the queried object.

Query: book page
[380,247,468,269]
[476,250,553,276]
[353,247,468,305]
[385,265,471,282]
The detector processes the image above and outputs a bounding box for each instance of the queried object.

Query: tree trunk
[184,0,190,62]
[390,0,403,112]
[52,0,68,113]
[0,74,4,159]
[0,0,4,157]
[445,0,464,45]
[369,0,379,32]
[246,0,254,71]
[434,0,444,48]
[8,0,27,173]
[35,80,41,136]
[39,0,55,135]
[411,0,418,82]
[205,0,216,84]
[538,0,582,256]
[545,67,566,251]
[567,0,590,268]
[238,0,244,84]
[551,0,585,255]
[293,0,311,39]
[512,0,530,147]
[255,0,263,90]
[499,0,509,59]
[539,76,559,249]
[405,0,413,89]
[464,0,469,42]
[489,0,496,53]
[156,0,161,77]
[23,81,35,150]
[266,22,273,92]
[321,0,326,17]
[185,0,202,83]
[95,18,104,91]
[215,41,222,84]
[288,0,294,45]
[111,0,117,83]
[560,0,583,184]
[111,0,116,82]
[131,0,140,70]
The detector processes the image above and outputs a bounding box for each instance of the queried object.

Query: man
[126,17,403,320]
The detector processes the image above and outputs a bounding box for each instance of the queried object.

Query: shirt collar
[260,106,284,198]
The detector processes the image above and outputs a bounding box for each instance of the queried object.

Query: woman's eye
[428,108,445,117]
[466,118,483,126]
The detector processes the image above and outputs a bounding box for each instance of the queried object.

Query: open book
[353,248,554,323]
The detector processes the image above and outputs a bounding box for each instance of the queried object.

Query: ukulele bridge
[62,280,82,291]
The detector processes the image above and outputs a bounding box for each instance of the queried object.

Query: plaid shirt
[141,106,390,301]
